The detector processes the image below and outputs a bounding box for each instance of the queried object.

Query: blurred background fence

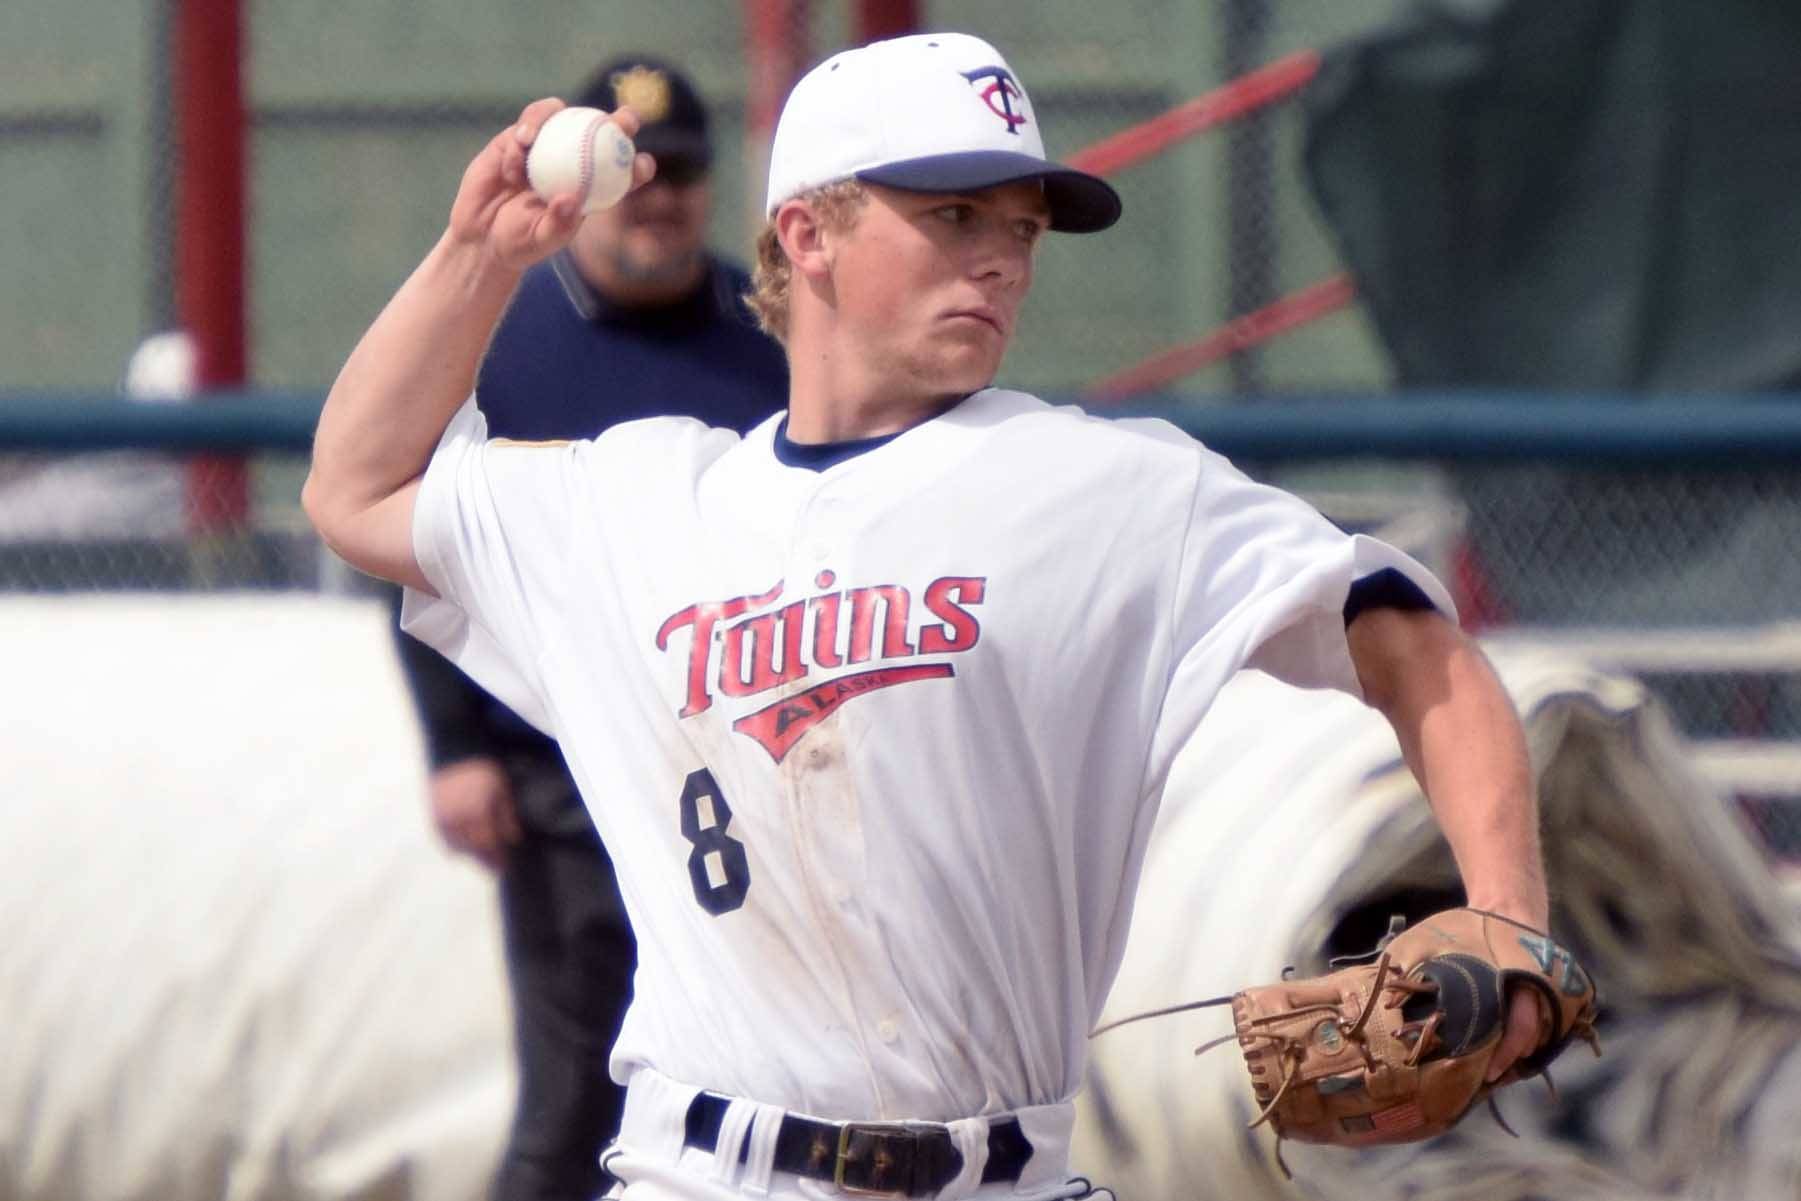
[5,0,1419,398]
[7,1,1801,850]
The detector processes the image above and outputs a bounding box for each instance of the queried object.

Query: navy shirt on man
[478,250,787,442]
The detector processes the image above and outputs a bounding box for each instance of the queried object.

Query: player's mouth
[943,307,1006,336]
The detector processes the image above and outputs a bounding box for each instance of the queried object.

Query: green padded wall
[2,0,1402,396]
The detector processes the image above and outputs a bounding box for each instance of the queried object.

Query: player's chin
[926,335,1007,389]
[923,356,1002,398]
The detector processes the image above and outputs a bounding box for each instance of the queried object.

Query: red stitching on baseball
[578,110,606,204]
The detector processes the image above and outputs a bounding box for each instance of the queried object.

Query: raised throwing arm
[302,99,652,591]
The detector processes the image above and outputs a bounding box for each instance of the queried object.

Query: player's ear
[774,199,832,282]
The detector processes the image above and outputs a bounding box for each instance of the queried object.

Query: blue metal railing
[0,392,323,452]
[5,391,1801,462]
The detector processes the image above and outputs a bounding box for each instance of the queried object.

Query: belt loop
[944,1117,990,1197]
[739,1101,786,1196]
[708,1097,757,1187]
[622,1069,701,1164]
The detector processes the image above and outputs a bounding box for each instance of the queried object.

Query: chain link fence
[0,447,322,590]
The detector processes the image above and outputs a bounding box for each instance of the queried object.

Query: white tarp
[0,595,514,1201]
[7,598,1800,1201]
[1075,650,1801,1201]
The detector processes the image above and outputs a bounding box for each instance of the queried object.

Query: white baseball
[526,106,637,214]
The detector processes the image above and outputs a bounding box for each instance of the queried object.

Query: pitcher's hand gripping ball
[1212,907,1600,1171]
[526,106,637,214]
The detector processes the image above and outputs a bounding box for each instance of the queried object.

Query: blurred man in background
[393,54,787,1201]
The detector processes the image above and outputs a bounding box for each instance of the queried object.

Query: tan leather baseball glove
[1091,907,1602,1176]
[1205,907,1601,1172]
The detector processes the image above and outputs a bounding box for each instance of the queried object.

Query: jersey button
[876,1017,900,1044]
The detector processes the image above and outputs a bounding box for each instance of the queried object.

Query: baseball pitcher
[306,33,1563,1201]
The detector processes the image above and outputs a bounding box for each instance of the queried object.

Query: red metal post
[742,0,811,234]
[856,0,920,42]
[175,0,250,531]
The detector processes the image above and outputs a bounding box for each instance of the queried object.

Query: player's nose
[969,229,1032,292]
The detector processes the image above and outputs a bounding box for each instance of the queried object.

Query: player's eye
[935,204,974,225]
[1014,219,1046,245]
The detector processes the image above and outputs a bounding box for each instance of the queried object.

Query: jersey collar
[772,416,907,471]
[768,388,1028,473]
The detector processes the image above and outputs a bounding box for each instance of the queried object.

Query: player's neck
[784,354,962,444]
[782,318,974,443]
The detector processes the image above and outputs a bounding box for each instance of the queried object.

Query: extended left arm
[1347,605,1548,1077]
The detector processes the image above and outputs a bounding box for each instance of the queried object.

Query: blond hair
[745,179,870,345]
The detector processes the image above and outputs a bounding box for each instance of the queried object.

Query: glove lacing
[1187,948,1440,1178]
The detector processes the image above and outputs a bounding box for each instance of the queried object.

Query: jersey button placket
[808,492,846,563]
[790,487,830,570]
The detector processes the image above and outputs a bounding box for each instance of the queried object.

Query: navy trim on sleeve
[1343,566,1437,627]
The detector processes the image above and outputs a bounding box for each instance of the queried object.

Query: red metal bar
[1067,50,1321,178]
[745,0,810,145]
[1086,273,1356,401]
[743,0,810,233]
[856,0,920,42]
[176,0,249,530]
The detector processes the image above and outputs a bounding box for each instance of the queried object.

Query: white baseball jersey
[401,386,1452,1126]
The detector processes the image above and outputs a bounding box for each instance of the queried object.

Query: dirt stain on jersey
[781,711,860,831]
[777,708,895,1105]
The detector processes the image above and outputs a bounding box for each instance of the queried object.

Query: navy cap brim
[856,150,1121,233]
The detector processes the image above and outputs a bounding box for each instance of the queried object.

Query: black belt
[684,1090,1034,1197]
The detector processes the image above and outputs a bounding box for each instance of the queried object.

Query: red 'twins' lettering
[655,572,986,720]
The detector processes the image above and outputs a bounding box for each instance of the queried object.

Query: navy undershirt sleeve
[1342,566,1438,627]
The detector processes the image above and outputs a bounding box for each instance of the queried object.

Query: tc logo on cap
[961,67,1029,134]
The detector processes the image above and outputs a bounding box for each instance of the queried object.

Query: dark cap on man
[577,55,712,183]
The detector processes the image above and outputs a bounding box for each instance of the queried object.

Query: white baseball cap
[765,32,1121,234]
